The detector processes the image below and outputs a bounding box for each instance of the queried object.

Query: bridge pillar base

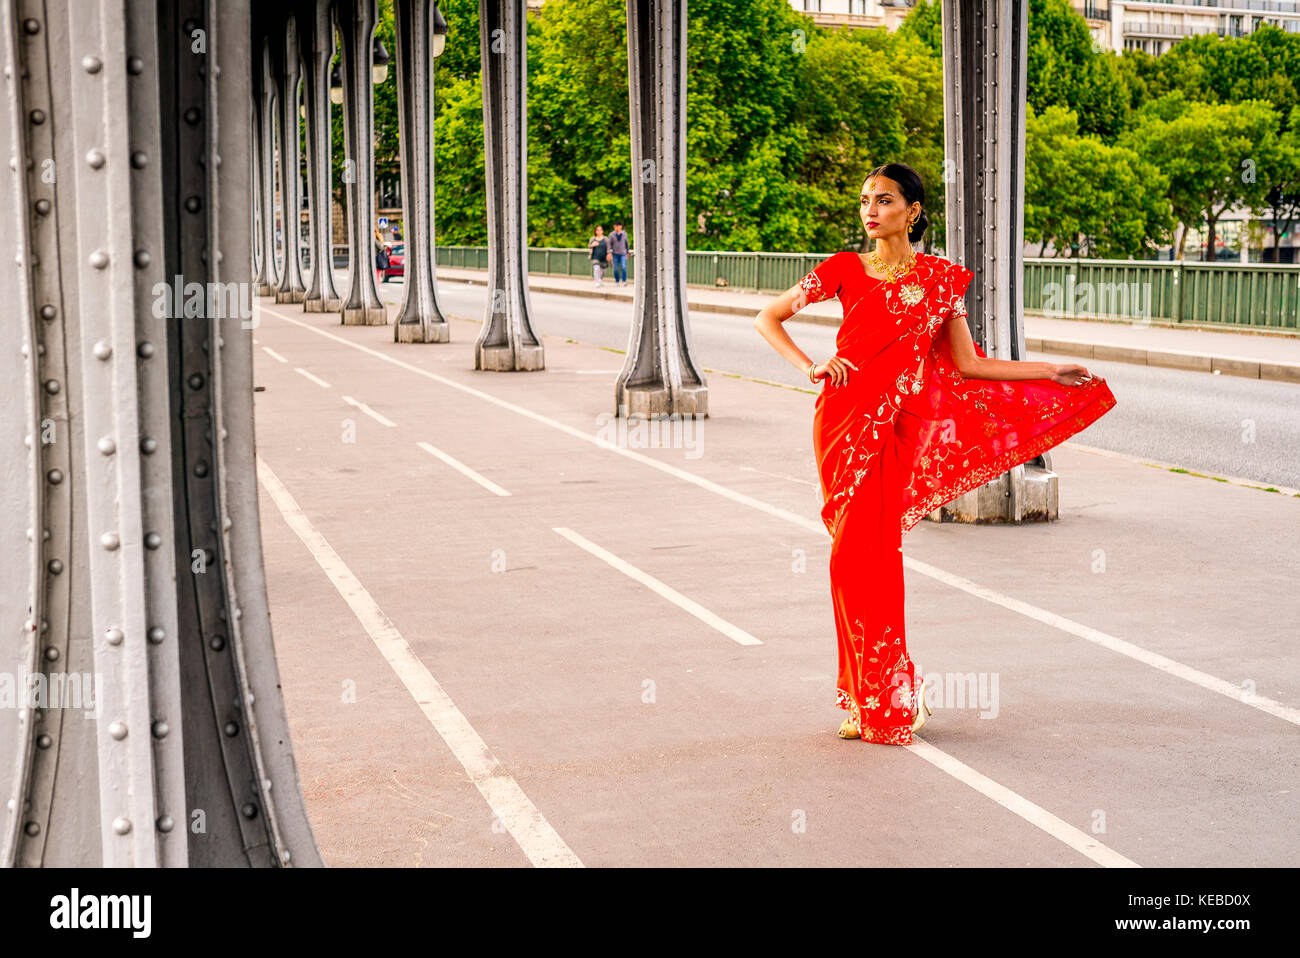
[274,289,306,304]
[342,306,388,325]
[617,385,708,420]
[395,321,450,343]
[303,296,342,313]
[477,343,544,371]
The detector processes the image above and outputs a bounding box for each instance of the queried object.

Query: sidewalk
[432,266,1300,384]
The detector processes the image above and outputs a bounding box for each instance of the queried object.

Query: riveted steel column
[0,0,45,867]
[475,0,542,370]
[298,0,341,312]
[249,94,263,283]
[939,0,1055,524]
[273,16,306,303]
[615,0,705,417]
[337,0,386,324]
[393,0,449,343]
[254,36,279,296]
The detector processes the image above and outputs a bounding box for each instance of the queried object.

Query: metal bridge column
[273,15,307,304]
[615,0,706,418]
[254,35,280,297]
[336,0,386,325]
[298,0,342,313]
[474,0,543,370]
[940,0,1057,524]
[393,0,449,344]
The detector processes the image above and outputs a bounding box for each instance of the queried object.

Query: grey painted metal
[337,0,386,324]
[254,36,279,297]
[0,0,44,867]
[474,0,543,370]
[249,96,262,281]
[392,0,449,343]
[940,0,1054,524]
[1,0,322,867]
[615,0,705,417]
[273,15,307,304]
[298,0,341,312]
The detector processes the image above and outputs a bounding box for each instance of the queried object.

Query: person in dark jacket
[588,225,611,287]
[608,221,630,286]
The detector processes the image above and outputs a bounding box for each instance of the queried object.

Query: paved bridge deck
[249,296,1298,867]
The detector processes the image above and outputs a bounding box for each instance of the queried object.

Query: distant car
[382,244,404,281]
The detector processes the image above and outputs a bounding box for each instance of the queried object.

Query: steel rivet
[130,151,147,169]
[280,849,291,864]
[137,340,155,359]
[108,721,127,740]
[187,373,204,389]
[147,626,164,644]
[47,558,62,575]
[156,815,174,833]
[86,149,105,169]
[184,196,201,213]
[209,634,225,651]
[47,468,62,484]
[152,720,168,739]
[93,339,112,360]
[44,379,59,394]
[112,817,131,835]
[22,18,39,34]
[40,304,56,321]
[44,646,58,662]
[183,107,200,125]
[193,460,208,477]
[144,532,161,549]
[97,437,116,455]
[100,531,120,551]
[36,734,51,749]
[240,803,257,819]
[140,436,158,454]
[127,56,143,75]
[223,721,238,737]
[34,198,50,215]
[105,627,124,646]
[133,250,150,268]
[89,250,109,269]
[24,822,39,837]
[82,55,102,74]
[29,109,45,125]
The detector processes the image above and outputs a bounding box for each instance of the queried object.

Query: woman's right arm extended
[752,284,857,387]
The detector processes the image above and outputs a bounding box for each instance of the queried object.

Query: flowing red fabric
[800,251,1117,744]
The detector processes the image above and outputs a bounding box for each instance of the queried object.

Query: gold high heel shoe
[911,676,932,734]
[837,717,860,739]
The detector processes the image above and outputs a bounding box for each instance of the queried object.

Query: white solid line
[907,739,1140,868]
[341,395,397,427]
[261,305,1150,865]
[417,441,511,496]
[553,527,761,646]
[256,456,582,868]
[294,367,331,388]
[262,346,288,363]
[261,307,1295,727]
[904,554,1300,727]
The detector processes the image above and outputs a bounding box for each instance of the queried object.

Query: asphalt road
[375,276,1300,490]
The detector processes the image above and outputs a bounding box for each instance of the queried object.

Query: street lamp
[371,37,389,84]
[330,60,343,104]
[433,4,448,59]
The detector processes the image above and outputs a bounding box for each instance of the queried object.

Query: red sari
[799,251,1117,745]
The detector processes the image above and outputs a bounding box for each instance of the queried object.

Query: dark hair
[614,221,622,227]
[864,162,928,244]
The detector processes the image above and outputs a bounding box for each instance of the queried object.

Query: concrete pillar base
[255,282,276,297]
[274,288,306,304]
[928,461,1059,525]
[477,343,544,371]
[303,296,342,313]
[341,306,388,325]
[617,384,708,419]
[395,321,450,343]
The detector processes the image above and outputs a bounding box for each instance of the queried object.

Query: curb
[438,274,1300,385]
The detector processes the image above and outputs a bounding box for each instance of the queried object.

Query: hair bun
[909,208,929,243]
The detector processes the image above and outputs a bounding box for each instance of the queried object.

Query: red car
[381,243,404,281]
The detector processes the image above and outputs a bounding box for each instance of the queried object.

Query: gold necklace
[867,247,916,283]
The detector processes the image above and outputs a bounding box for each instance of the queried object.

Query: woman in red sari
[753,163,1117,745]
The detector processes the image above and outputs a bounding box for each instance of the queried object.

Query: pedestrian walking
[608,221,630,286]
[588,225,611,287]
[753,162,1118,745]
[373,227,389,287]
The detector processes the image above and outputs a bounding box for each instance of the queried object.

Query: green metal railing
[432,246,1300,333]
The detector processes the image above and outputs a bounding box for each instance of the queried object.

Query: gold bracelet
[808,360,819,383]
